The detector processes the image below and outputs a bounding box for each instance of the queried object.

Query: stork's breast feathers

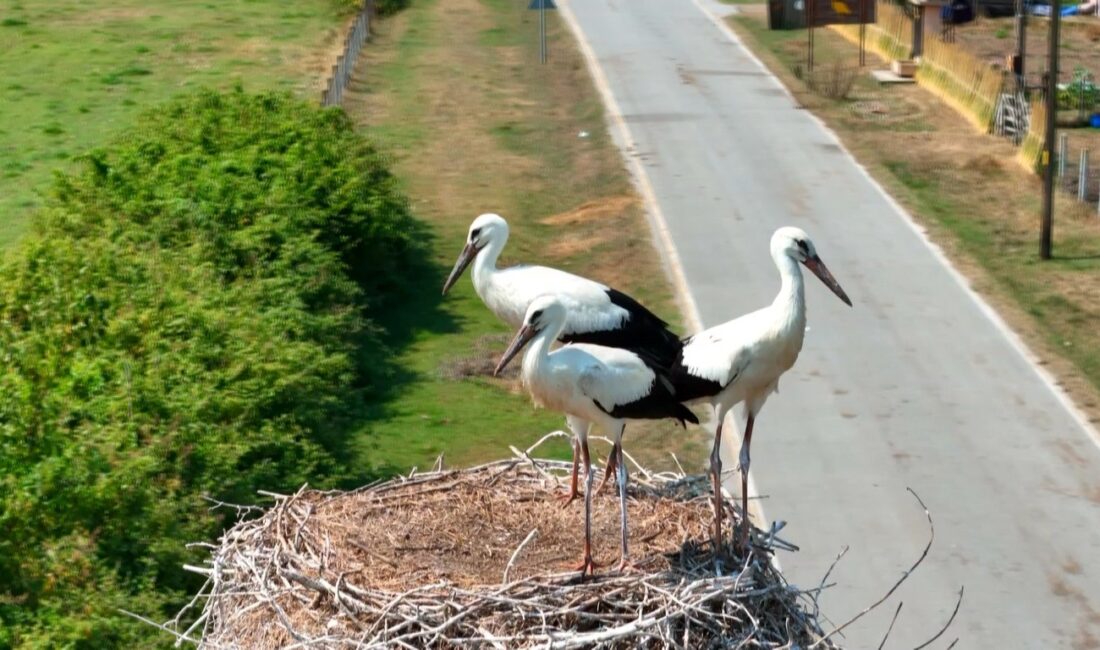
[572,347,656,411]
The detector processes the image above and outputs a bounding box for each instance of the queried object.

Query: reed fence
[1017,93,1047,171]
[831,0,912,62]
[915,37,1005,132]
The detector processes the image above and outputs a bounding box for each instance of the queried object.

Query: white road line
[690,0,1100,452]
[556,0,775,541]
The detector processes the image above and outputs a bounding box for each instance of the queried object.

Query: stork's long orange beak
[494,323,538,376]
[442,241,479,295]
[803,254,852,307]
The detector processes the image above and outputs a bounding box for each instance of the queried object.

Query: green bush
[376,0,410,15]
[0,89,420,647]
[1057,67,1100,111]
[335,0,409,16]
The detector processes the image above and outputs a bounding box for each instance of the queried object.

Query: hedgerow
[0,88,421,647]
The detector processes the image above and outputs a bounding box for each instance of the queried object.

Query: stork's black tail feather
[674,403,700,427]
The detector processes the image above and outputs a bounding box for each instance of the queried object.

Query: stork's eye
[530,309,543,322]
[470,227,482,240]
[796,239,809,253]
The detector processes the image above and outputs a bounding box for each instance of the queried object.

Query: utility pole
[1015,0,1027,86]
[1040,0,1060,260]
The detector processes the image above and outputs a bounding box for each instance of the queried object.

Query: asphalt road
[559,0,1100,646]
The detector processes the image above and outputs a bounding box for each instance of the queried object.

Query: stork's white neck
[522,315,565,382]
[471,233,506,295]
[771,251,806,334]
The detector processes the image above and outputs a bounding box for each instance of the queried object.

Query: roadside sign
[529,0,555,63]
[807,0,874,26]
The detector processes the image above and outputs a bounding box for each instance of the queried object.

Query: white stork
[669,227,852,549]
[493,295,698,575]
[444,213,683,501]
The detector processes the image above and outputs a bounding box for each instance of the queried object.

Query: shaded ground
[342,0,708,473]
[729,10,1100,426]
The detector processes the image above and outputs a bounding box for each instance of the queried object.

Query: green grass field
[343,0,706,473]
[0,0,349,249]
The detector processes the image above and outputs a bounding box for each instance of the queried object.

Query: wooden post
[1040,0,1060,260]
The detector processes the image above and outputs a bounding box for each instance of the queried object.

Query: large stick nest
[170,437,843,648]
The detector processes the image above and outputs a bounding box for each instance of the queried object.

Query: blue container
[1091,113,1100,129]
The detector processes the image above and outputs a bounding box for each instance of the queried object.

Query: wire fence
[322,0,374,107]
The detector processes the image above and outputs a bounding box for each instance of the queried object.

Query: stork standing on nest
[670,227,852,549]
[494,296,698,575]
[444,213,683,501]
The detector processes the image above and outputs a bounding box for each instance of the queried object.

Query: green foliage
[376,0,411,15]
[336,0,409,16]
[0,88,420,647]
[1057,67,1100,111]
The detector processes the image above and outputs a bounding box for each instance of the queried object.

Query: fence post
[319,0,371,107]
[1058,132,1068,177]
[1078,149,1089,201]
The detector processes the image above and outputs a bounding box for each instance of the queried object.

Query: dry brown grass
[954,16,1100,89]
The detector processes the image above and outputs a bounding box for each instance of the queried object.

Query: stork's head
[442,213,510,294]
[493,295,564,376]
[772,227,853,307]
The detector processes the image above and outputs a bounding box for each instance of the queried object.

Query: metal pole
[1058,132,1068,177]
[539,0,547,64]
[1040,0,1060,260]
[1079,149,1089,201]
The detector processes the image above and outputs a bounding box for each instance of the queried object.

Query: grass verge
[728,9,1100,424]
[0,0,352,249]
[342,0,708,471]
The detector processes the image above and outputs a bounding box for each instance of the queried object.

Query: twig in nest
[876,601,904,650]
[812,488,957,648]
[813,545,849,619]
[503,528,539,584]
[912,586,964,650]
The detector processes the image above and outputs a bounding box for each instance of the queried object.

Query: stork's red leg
[556,436,581,506]
[595,444,618,496]
[570,436,600,576]
[739,415,756,549]
[710,418,725,551]
[613,437,635,572]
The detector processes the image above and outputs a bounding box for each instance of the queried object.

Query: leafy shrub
[376,0,411,15]
[1057,68,1100,111]
[0,88,420,647]
[336,0,409,16]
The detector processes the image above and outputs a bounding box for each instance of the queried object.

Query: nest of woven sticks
[168,434,843,648]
